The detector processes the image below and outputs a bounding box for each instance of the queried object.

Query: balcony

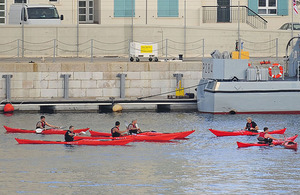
[202,6,268,29]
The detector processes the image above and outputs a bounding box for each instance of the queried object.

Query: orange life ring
[268,63,283,79]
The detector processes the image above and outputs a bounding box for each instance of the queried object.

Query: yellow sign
[141,45,153,53]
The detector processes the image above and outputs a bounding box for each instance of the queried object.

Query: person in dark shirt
[244,117,259,132]
[64,125,77,142]
[111,121,128,137]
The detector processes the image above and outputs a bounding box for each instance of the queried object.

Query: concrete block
[85,63,109,72]
[87,88,103,97]
[0,64,15,72]
[41,72,58,80]
[38,63,62,72]
[103,72,120,80]
[28,89,41,98]
[11,81,23,89]
[35,80,48,89]
[41,89,58,98]
[151,80,171,88]
[97,80,118,88]
[22,80,34,89]
[127,62,149,72]
[102,88,119,97]
[69,80,81,88]
[126,72,141,80]
[149,72,160,80]
[62,63,85,72]
[128,80,150,88]
[149,62,170,72]
[126,88,142,97]
[150,88,161,96]
[82,80,97,88]
[15,63,34,72]
[12,89,30,98]
[49,81,62,89]
[69,89,86,97]
[109,62,127,72]
[92,72,104,80]
[140,72,151,80]
[73,72,93,80]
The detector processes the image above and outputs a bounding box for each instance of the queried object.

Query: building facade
[0,0,297,29]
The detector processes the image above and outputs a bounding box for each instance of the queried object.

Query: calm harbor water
[0,112,299,194]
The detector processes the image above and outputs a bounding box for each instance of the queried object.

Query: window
[114,0,135,17]
[0,0,5,24]
[258,0,277,15]
[14,0,27,3]
[158,0,178,17]
[79,0,94,23]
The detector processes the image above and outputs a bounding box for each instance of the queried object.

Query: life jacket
[257,132,267,141]
[64,130,74,142]
[36,121,46,129]
[246,121,256,130]
[111,126,121,137]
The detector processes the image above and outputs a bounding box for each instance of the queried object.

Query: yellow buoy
[112,104,123,112]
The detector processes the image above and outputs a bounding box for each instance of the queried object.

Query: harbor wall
[0,61,202,101]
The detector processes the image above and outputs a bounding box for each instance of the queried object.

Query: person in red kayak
[257,127,279,145]
[111,121,128,137]
[36,116,59,133]
[127,119,142,135]
[244,117,259,132]
[65,125,80,142]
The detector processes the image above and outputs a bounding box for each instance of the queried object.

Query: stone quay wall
[0,61,202,101]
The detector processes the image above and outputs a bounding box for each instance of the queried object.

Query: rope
[22,40,53,44]
[0,40,18,46]
[137,83,207,100]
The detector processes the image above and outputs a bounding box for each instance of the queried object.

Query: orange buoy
[4,103,14,113]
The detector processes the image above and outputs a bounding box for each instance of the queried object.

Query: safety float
[268,63,283,79]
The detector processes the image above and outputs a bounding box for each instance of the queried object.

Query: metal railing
[0,38,205,62]
[202,6,268,29]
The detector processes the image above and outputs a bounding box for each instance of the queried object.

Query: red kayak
[74,133,179,142]
[283,141,298,150]
[237,134,298,148]
[15,138,133,146]
[209,128,286,137]
[89,130,195,139]
[4,126,89,135]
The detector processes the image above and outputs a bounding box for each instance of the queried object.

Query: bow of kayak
[283,141,298,150]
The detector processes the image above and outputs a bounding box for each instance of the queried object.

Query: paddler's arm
[45,122,59,128]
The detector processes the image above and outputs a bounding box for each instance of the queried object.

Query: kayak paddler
[65,125,82,142]
[257,127,279,146]
[111,121,128,137]
[36,116,59,133]
[127,119,142,135]
[244,117,259,132]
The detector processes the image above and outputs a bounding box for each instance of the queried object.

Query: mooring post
[60,74,71,99]
[2,75,13,101]
[173,73,184,96]
[116,73,127,98]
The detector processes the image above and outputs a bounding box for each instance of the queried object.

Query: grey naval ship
[197,37,300,114]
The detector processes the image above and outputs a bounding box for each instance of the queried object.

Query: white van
[9,4,63,25]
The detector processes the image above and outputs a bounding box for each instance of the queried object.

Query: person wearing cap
[111,121,128,137]
[244,117,259,132]
[127,119,142,135]
[257,127,278,145]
